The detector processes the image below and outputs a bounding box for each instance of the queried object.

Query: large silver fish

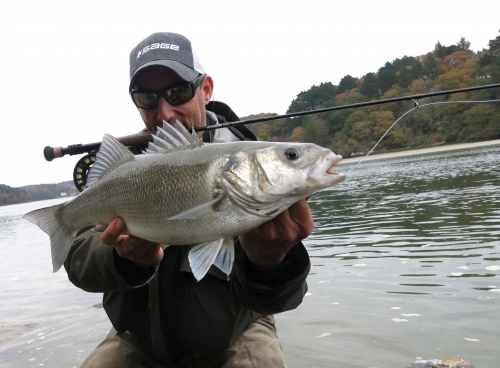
[24,121,345,280]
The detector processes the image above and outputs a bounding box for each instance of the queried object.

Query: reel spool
[73,154,96,192]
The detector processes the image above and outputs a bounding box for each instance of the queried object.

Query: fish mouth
[305,151,345,186]
[326,161,340,175]
[320,152,343,177]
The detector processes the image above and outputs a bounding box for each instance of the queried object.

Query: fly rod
[44,82,500,161]
[197,82,500,131]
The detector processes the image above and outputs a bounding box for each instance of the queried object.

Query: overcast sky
[0,0,499,187]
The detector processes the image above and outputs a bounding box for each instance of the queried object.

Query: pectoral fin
[167,194,224,220]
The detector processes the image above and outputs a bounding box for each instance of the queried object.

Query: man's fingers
[101,218,127,245]
[267,200,314,241]
[287,199,314,236]
[99,217,163,266]
[115,237,163,265]
[140,243,164,265]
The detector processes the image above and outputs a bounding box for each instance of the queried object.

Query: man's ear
[201,75,214,105]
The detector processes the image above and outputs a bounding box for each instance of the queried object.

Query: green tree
[337,75,357,94]
[478,30,500,83]
[286,82,337,132]
[435,41,459,59]
[489,29,500,56]
[434,41,446,58]
[422,52,443,79]
[303,115,331,147]
[322,109,353,138]
[377,61,397,93]
[456,36,471,51]
[397,56,423,88]
[359,72,378,98]
[376,56,422,91]
[337,110,369,145]
[287,82,337,113]
[460,104,500,140]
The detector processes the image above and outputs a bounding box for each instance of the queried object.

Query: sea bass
[24,121,345,280]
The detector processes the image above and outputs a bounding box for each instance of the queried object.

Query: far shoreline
[338,139,500,164]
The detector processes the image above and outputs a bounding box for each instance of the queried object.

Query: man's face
[132,65,213,134]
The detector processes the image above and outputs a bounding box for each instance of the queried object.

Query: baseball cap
[129,32,205,90]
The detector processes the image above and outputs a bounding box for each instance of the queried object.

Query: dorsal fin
[87,134,135,186]
[145,120,203,154]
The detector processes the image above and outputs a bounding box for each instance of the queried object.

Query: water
[0,198,109,367]
[1,145,499,367]
[277,144,500,367]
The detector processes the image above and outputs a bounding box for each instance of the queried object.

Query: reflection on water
[1,145,500,367]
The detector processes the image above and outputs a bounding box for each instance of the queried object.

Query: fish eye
[284,147,299,160]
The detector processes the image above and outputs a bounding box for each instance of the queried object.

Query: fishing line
[346,98,500,174]
[346,107,418,174]
[342,98,500,241]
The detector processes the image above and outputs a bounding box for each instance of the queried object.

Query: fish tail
[23,204,76,272]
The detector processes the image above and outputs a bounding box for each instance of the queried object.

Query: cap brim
[129,60,199,90]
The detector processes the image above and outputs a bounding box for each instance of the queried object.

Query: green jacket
[64,103,311,362]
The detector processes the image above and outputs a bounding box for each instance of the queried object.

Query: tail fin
[23,204,76,272]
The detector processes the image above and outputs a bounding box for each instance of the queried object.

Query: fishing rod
[44,82,500,162]
[197,82,500,131]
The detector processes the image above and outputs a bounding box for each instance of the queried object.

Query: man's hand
[101,218,163,267]
[239,199,314,270]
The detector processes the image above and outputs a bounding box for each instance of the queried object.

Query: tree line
[0,181,78,206]
[248,31,500,157]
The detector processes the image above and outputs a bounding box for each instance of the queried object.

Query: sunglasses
[130,73,206,109]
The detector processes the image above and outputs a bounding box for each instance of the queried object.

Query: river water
[1,144,499,367]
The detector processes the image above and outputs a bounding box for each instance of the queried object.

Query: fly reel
[73,154,96,192]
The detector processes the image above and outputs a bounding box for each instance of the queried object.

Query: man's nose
[156,97,175,122]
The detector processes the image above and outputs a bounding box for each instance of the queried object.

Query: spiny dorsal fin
[152,135,175,150]
[87,134,135,186]
[145,120,203,154]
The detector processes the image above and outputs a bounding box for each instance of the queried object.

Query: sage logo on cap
[137,43,180,59]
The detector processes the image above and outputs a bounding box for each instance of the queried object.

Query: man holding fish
[65,33,314,367]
